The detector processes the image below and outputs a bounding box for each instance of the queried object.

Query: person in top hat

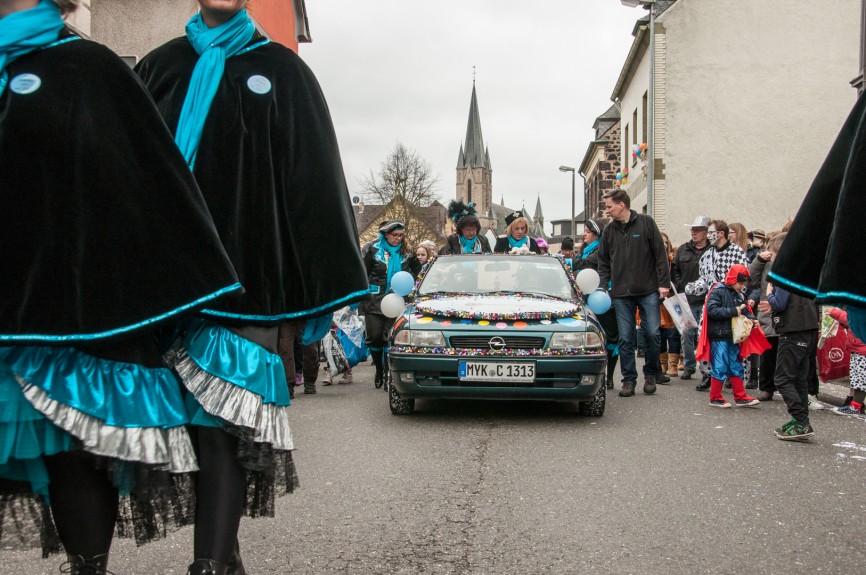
[672,215,713,385]
[746,228,766,263]
[494,211,541,254]
[441,201,492,254]
[360,221,420,389]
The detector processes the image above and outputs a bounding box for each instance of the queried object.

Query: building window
[642,92,648,146]
[467,179,472,203]
[632,109,638,166]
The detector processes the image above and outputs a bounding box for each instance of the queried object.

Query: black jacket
[493,236,541,254]
[597,210,671,297]
[360,241,420,314]
[706,284,756,341]
[439,234,492,255]
[768,287,819,334]
[672,241,710,305]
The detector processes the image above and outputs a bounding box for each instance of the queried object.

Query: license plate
[458,361,536,382]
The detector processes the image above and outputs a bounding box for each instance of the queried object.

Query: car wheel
[388,374,415,415]
[578,383,606,417]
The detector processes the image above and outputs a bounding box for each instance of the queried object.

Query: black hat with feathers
[447,200,480,231]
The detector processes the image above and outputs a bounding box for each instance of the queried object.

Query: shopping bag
[817,326,850,383]
[321,331,349,376]
[662,284,698,335]
[337,328,369,367]
[731,316,753,344]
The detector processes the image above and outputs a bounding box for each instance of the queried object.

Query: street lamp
[620,0,656,216]
[559,165,576,238]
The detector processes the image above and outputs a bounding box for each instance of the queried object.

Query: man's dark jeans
[613,292,662,383]
[775,330,818,424]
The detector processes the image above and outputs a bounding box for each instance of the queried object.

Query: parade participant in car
[361,221,420,389]
[136,1,369,571]
[0,0,242,571]
[493,211,541,254]
[440,200,492,254]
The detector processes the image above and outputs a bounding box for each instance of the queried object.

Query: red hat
[725,264,750,285]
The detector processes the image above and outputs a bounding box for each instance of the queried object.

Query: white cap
[685,216,711,228]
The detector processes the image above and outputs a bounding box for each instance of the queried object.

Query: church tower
[456,82,495,230]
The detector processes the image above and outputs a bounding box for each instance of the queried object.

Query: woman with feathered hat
[440,200,492,254]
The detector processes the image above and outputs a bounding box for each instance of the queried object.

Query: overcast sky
[300,1,641,233]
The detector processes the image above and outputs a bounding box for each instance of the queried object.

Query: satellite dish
[352,196,360,204]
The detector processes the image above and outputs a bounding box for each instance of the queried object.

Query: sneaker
[709,399,731,408]
[619,381,636,397]
[656,374,671,385]
[680,369,695,381]
[807,395,825,411]
[643,378,657,395]
[775,422,815,441]
[832,405,864,417]
[734,398,760,408]
[294,372,304,387]
[338,371,353,384]
[757,390,774,402]
[774,418,797,434]
[321,377,332,386]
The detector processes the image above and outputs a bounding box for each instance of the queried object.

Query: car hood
[411,293,582,322]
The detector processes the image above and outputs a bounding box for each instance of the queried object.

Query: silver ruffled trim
[168,347,294,451]
[16,377,198,473]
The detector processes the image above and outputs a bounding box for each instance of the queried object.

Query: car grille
[449,336,546,349]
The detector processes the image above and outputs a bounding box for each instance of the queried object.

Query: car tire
[578,383,606,417]
[388,374,415,415]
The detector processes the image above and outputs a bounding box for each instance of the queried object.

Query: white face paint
[707,228,719,244]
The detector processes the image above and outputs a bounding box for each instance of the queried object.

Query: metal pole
[647,1,655,216]
[571,171,576,238]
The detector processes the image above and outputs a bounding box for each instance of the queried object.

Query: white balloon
[576,268,600,293]
[380,293,406,318]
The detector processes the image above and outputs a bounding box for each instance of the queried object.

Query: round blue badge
[246,75,272,95]
[10,73,42,95]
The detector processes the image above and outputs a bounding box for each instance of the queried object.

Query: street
[5,362,866,575]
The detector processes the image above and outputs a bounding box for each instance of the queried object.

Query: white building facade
[612,0,860,244]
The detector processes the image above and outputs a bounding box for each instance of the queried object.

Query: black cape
[136,36,369,325]
[0,33,240,344]
[770,93,866,306]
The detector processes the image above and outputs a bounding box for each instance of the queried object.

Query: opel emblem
[489,336,506,351]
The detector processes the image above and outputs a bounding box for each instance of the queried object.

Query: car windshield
[418,255,575,300]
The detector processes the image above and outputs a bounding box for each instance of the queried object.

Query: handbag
[662,283,699,335]
[321,330,350,376]
[731,315,753,344]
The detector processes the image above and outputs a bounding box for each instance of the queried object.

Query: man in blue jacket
[598,189,671,397]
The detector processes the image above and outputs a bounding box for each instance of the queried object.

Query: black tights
[44,452,118,558]
[192,426,245,563]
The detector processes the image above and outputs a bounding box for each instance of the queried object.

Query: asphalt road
[5,362,866,574]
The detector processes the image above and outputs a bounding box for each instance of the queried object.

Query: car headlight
[393,329,445,347]
[549,331,603,350]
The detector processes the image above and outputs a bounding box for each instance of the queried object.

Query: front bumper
[388,352,605,401]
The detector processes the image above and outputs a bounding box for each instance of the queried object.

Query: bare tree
[360,142,442,246]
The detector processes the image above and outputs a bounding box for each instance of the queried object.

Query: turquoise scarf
[0,0,64,97]
[459,236,478,254]
[376,235,403,292]
[176,9,255,169]
[582,239,600,257]
[508,236,528,249]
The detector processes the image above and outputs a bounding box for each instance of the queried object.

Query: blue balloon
[391,271,415,297]
[587,291,611,315]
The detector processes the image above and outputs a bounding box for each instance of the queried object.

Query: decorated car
[386,253,607,416]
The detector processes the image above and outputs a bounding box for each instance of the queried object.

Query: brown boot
[659,352,668,374]
[667,353,680,376]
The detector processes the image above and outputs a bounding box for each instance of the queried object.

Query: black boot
[227,538,246,575]
[606,353,618,390]
[371,349,384,389]
[188,559,229,575]
[61,553,112,575]
[695,373,711,391]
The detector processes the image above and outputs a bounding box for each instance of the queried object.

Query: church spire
[462,83,486,169]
